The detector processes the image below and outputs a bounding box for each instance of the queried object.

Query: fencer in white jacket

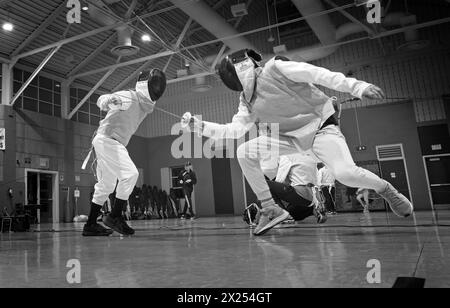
[272,154,327,223]
[183,49,413,236]
[82,69,166,237]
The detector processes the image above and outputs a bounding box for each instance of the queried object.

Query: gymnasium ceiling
[0,0,449,93]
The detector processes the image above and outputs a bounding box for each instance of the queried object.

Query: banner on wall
[0,128,5,150]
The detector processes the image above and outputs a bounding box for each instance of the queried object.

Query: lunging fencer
[82,69,167,237]
[183,49,413,236]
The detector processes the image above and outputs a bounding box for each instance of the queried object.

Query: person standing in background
[318,164,337,215]
[178,162,197,220]
[356,188,371,214]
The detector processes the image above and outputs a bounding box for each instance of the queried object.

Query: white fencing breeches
[237,125,386,202]
[92,135,139,205]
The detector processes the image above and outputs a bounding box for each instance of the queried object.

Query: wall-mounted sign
[431,144,442,151]
[0,128,5,150]
[75,175,80,182]
[39,157,50,169]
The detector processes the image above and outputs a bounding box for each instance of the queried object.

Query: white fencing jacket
[203,57,372,150]
[318,166,336,186]
[96,90,155,147]
[275,154,319,187]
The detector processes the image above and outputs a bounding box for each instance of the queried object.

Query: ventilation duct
[395,14,430,51]
[376,144,405,161]
[168,0,423,85]
[169,0,256,52]
[290,0,336,45]
[262,11,423,63]
[169,0,256,92]
[191,75,213,93]
[88,0,140,57]
[112,25,140,57]
[189,63,213,93]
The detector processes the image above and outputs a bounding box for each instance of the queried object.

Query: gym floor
[1,211,449,288]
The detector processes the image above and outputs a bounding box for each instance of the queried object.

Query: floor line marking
[413,244,425,277]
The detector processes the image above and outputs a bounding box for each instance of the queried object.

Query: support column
[1,63,13,105]
[444,95,450,136]
[0,63,17,213]
[61,80,70,119]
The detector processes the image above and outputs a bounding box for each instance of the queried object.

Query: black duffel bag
[12,216,31,232]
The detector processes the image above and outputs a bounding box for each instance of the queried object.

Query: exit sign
[431,144,442,151]
[39,157,50,169]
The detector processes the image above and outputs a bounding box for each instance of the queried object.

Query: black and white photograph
[0,0,449,292]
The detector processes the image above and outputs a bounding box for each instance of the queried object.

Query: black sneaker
[103,214,135,236]
[82,223,113,237]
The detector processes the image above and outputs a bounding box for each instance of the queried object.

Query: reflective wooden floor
[1,211,449,288]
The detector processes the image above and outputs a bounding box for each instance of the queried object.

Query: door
[39,173,53,223]
[211,156,235,215]
[425,155,450,205]
[26,171,56,224]
[377,144,412,207]
[26,172,39,221]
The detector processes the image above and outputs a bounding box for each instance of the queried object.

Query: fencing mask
[218,49,262,103]
[136,69,167,103]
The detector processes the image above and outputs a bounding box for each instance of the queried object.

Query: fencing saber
[101,91,191,123]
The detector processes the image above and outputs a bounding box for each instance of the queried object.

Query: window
[23,97,38,112]
[70,87,103,125]
[8,68,102,124]
[39,88,52,103]
[12,68,63,117]
[38,101,53,116]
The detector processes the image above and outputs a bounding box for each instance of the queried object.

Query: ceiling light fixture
[3,22,14,31]
[141,34,152,42]
[3,8,14,32]
[81,0,89,11]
